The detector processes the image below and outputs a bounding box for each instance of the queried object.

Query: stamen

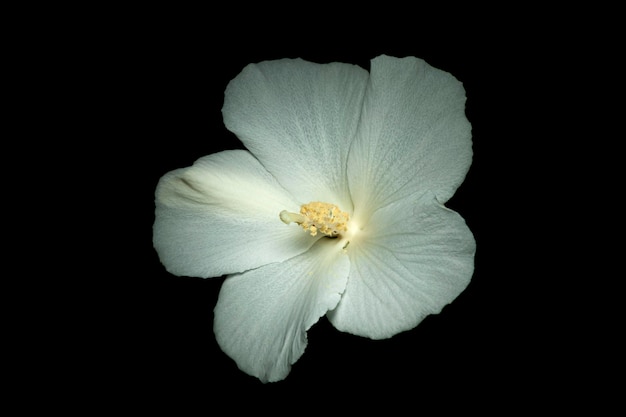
[280,202,349,238]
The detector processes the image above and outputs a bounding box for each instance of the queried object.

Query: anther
[280,202,349,238]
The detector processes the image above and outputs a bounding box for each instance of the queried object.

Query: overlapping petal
[153,150,315,278]
[348,55,472,222]
[327,191,475,339]
[214,238,350,382]
[222,58,369,212]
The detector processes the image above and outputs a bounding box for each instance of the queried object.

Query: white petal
[222,58,369,211]
[153,150,315,278]
[214,239,350,382]
[327,191,475,339]
[348,55,472,221]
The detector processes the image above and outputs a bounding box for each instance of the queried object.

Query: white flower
[153,55,475,382]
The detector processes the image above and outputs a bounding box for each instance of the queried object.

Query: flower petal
[327,191,475,339]
[153,149,315,278]
[222,58,369,211]
[348,55,472,221]
[214,239,350,382]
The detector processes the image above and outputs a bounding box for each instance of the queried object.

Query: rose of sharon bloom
[153,55,475,382]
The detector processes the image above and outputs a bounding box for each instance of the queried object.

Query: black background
[98,18,585,410]
[10,3,618,411]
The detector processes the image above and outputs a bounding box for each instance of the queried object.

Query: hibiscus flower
[153,55,475,382]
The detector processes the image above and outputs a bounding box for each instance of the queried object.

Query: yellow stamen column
[280,202,350,238]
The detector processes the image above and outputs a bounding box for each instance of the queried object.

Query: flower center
[279,202,349,237]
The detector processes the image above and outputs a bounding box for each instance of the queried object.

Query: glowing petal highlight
[154,150,315,278]
[328,191,475,339]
